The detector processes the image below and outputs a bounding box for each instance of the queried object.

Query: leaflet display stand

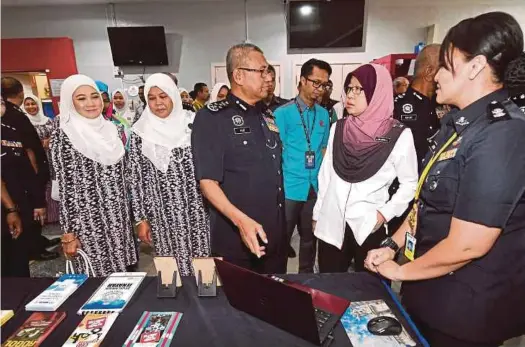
[193,258,222,297]
[154,257,182,298]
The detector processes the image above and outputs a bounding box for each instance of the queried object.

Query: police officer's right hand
[235,215,268,258]
[364,247,396,273]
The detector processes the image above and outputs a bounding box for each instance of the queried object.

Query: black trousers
[318,223,386,273]
[1,208,32,277]
[285,188,317,273]
[411,317,502,347]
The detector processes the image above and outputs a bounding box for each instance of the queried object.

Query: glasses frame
[305,77,331,91]
[237,66,270,78]
[345,86,365,96]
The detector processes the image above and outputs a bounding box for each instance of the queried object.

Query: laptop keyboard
[314,308,332,330]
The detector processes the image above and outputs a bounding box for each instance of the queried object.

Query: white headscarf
[23,94,49,126]
[111,88,135,125]
[59,74,125,166]
[209,83,229,103]
[131,73,193,173]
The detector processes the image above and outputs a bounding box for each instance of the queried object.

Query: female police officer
[364,12,525,347]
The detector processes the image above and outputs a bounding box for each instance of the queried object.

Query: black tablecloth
[1,273,425,346]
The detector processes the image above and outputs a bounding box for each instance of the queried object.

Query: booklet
[62,313,118,346]
[122,311,183,347]
[26,274,88,312]
[2,311,66,347]
[78,272,146,315]
[0,310,14,326]
[341,299,416,347]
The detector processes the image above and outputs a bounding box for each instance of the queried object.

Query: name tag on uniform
[437,148,457,161]
[305,151,316,169]
[404,232,417,261]
[375,136,390,143]
[234,127,251,135]
[401,114,418,121]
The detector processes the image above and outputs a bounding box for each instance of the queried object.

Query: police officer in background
[192,43,287,274]
[394,44,441,172]
[262,65,288,112]
[366,12,525,347]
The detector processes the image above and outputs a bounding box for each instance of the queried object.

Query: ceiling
[2,0,236,6]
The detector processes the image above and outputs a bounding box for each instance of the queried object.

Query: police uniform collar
[228,93,260,113]
[450,89,508,133]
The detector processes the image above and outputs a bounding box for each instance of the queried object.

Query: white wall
[2,0,525,98]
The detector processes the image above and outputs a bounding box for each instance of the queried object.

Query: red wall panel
[1,37,78,113]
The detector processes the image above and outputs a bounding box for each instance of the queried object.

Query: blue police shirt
[274,96,330,202]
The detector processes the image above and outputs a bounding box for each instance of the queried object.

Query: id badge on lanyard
[405,132,458,261]
[296,100,317,170]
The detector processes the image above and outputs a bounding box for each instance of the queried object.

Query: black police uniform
[394,86,440,172]
[402,89,525,347]
[191,93,287,274]
[1,122,46,277]
[266,95,288,112]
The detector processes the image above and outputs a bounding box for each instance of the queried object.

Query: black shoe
[46,238,61,248]
[32,251,60,261]
[288,246,296,258]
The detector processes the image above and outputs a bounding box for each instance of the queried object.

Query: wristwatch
[380,237,400,254]
[5,207,19,215]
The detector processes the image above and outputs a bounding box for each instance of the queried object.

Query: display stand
[154,257,182,298]
[193,258,222,297]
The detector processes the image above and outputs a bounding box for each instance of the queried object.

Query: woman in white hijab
[23,94,60,223]
[112,88,136,125]
[128,73,210,276]
[50,74,138,277]
[209,83,230,103]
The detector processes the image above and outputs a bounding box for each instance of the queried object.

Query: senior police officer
[365,12,525,347]
[191,43,287,274]
[394,44,441,172]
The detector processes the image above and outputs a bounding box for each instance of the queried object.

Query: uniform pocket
[423,159,459,212]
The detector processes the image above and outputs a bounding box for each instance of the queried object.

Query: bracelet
[135,219,147,227]
[5,207,19,215]
[61,233,77,244]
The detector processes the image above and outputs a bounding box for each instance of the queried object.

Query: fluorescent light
[300,5,313,16]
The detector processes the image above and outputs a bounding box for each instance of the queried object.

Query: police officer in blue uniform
[192,43,287,274]
[365,13,525,347]
[394,44,441,172]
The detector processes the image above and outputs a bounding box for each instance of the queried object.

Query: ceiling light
[300,5,313,16]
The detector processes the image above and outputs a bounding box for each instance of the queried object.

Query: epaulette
[206,99,231,112]
[394,93,406,103]
[487,100,512,122]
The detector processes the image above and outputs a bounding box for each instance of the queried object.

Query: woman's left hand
[367,260,403,281]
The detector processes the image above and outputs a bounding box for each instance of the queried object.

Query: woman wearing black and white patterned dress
[128,73,210,276]
[23,94,60,223]
[50,74,138,277]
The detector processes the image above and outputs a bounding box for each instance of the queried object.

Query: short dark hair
[268,65,276,75]
[439,12,524,83]
[1,77,24,100]
[163,72,178,86]
[189,90,197,99]
[138,85,144,90]
[193,82,208,94]
[300,59,332,79]
[226,43,264,82]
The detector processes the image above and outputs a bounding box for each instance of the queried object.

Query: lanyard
[295,99,316,151]
[414,132,458,200]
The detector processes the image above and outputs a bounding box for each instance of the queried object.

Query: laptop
[214,259,350,346]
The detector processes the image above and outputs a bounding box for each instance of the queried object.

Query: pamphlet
[62,313,118,346]
[78,272,146,315]
[123,311,183,347]
[2,311,66,347]
[26,274,88,311]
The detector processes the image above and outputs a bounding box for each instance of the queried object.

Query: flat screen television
[107,26,169,66]
[287,0,366,50]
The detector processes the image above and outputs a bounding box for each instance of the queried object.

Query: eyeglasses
[345,86,365,96]
[306,78,331,91]
[238,67,270,78]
